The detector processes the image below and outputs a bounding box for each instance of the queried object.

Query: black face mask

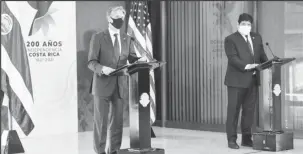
[111,17,124,29]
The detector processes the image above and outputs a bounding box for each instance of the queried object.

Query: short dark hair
[238,13,253,24]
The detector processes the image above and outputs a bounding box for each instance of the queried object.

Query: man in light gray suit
[88,6,147,154]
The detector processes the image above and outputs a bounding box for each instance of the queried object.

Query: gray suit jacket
[224,31,268,88]
[87,29,139,98]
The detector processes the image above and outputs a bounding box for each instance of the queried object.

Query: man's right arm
[224,37,256,72]
[88,33,103,76]
[224,37,248,72]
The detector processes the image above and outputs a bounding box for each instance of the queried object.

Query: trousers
[93,86,124,154]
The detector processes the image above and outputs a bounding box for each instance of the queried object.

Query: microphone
[126,33,157,62]
[265,42,279,60]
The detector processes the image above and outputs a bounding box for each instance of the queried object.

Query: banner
[2,1,77,137]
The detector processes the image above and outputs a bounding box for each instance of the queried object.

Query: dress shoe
[228,141,240,149]
[241,139,253,147]
[241,135,253,147]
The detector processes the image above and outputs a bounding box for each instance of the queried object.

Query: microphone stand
[265,42,280,61]
[127,33,156,62]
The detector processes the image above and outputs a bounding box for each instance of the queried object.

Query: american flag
[127,1,156,124]
[1,1,35,140]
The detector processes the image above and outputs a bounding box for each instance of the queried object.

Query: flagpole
[160,1,167,127]
[8,98,13,130]
[0,92,12,150]
[1,92,13,130]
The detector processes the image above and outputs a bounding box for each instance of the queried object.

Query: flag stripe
[1,1,35,136]
[128,20,154,60]
[133,44,142,57]
[1,48,35,136]
[128,1,156,124]
[149,71,155,83]
[149,97,156,123]
[132,37,153,61]
[1,130,9,146]
[150,107,155,123]
[145,39,153,61]
[127,24,145,54]
[145,38,152,57]
[149,90,155,106]
[149,94,156,110]
[128,17,147,50]
[146,23,156,124]
[145,35,152,53]
[132,34,153,60]
[2,89,9,107]
[146,24,152,45]
[1,46,34,118]
[149,80,155,107]
[1,2,33,97]
[149,75,156,95]
[2,92,34,136]
[149,75,155,101]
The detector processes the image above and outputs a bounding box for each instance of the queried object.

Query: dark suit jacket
[87,29,139,98]
[224,31,268,88]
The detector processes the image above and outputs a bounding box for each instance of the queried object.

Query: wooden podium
[110,61,165,154]
[252,57,296,151]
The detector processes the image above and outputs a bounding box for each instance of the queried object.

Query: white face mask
[238,25,251,35]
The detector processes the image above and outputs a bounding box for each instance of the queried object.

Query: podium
[110,61,165,154]
[252,57,296,151]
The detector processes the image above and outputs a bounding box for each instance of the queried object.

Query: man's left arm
[259,35,269,63]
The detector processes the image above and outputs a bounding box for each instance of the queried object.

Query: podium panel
[129,70,151,149]
[260,65,282,132]
[111,61,166,154]
[260,69,272,131]
[253,58,295,152]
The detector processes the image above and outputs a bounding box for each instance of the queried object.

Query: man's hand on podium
[101,66,115,75]
[245,63,259,70]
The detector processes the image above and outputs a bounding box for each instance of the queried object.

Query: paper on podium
[255,57,295,71]
[109,61,166,76]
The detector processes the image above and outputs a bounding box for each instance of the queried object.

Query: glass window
[284,1,303,131]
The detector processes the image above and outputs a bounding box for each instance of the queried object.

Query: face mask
[238,25,251,35]
[110,17,124,29]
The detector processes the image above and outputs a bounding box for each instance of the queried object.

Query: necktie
[114,34,121,98]
[245,35,254,55]
[246,35,256,75]
[114,33,120,58]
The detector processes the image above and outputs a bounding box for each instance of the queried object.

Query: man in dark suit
[224,13,268,149]
[88,6,147,154]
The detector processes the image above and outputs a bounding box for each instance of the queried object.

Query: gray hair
[106,6,126,18]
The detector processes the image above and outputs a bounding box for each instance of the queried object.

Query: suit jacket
[224,31,268,88]
[87,29,139,98]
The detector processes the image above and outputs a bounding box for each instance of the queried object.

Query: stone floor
[19,126,303,154]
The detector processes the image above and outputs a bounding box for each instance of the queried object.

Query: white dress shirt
[108,28,121,54]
